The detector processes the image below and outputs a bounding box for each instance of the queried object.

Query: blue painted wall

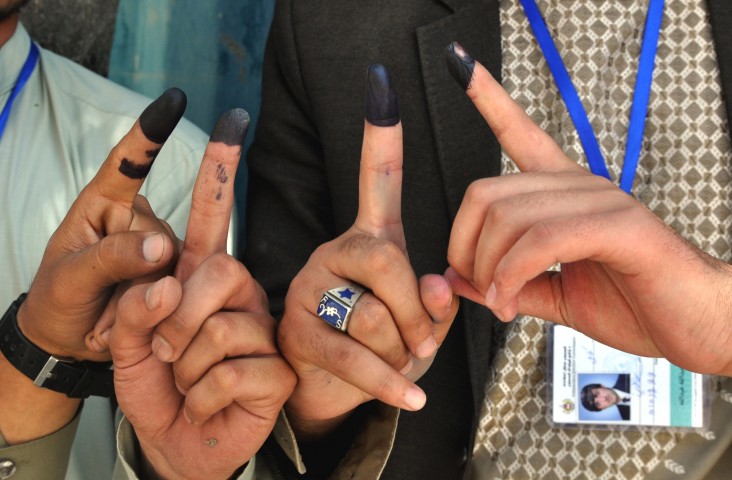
[108,0,276,222]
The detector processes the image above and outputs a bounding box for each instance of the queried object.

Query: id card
[549,325,706,428]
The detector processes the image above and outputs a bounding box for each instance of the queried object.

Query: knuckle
[485,200,511,227]
[207,252,242,280]
[210,363,239,392]
[201,313,232,349]
[528,220,556,247]
[464,179,490,206]
[365,241,404,275]
[352,298,389,337]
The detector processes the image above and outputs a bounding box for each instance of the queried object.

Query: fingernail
[175,380,188,395]
[139,87,187,143]
[152,335,173,362]
[415,336,438,359]
[89,335,103,353]
[100,329,111,346]
[183,408,194,425]
[142,233,165,263]
[485,283,497,307]
[365,64,400,127]
[445,41,475,91]
[400,358,414,375]
[209,108,250,146]
[491,308,507,322]
[145,278,164,310]
[404,386,427,410]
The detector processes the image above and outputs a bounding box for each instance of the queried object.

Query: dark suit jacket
[613,374,631,395]
[617,404,631,421]
[243,0,732,478]
[612,375,631,420]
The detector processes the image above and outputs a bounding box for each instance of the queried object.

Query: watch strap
[0,293,114,398]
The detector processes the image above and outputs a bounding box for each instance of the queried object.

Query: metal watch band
[0,293,114,398]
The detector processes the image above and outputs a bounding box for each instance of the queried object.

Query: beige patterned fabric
[473,1,732,478]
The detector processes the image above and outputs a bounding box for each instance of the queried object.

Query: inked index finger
[87,88,188,207]
[176,109,249,281]
[355,64,406,249]
[445,42,581,173]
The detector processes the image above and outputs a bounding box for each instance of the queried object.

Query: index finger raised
[355,64,405,248]
[445,42,581,173]
[176,109,249,281]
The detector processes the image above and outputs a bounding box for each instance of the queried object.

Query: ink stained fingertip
[139,87,187,144]
[445,41,475,91]
[365,64,400,127]
[209,108,250,146]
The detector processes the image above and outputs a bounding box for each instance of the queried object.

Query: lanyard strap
[0,42,40,143]
[520,0,665,193]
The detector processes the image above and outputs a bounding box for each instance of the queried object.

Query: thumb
[110,276,183,439]
[109,276,182,368]
[65,231,176,298]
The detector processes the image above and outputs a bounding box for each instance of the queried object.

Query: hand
[110,110,296,480]
[444,42,732,376]
[278,65,459,439]
[16,88,187,361]
[0,89,185,446]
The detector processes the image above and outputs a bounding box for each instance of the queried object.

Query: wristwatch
[0,293,114,398]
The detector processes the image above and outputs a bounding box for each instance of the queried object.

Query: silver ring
[316,285,367,332]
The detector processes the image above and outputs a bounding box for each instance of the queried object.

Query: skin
[109,112,295,480]
[276,66,460,440]
[0,0,28,23]
[590,387,620,410]
[0,76,182,444]
[0,16,294,473]
[444,48,732,377]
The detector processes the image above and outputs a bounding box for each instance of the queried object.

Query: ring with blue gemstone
[316,285,367,332]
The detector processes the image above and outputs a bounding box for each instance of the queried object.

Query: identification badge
[548,325,708,428]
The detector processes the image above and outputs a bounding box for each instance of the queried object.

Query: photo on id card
[548,324,708,429]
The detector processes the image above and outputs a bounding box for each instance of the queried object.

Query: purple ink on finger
[209,108,250,147]
[445,42,475,91]
[139,87,187,144]
[365,64,400,127]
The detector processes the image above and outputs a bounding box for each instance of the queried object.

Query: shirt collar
[0,23,32,97]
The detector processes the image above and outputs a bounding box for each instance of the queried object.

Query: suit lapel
[417,0,502,220]
[417,0,503,424]
[707,0,732,129]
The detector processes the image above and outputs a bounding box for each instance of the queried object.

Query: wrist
[0,349,81,444]
[1,294,114,398]
[708,261,732,376]
[17,295,75,358]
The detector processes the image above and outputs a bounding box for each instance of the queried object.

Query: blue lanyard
[520,0,665,193]
[0,42,39,143]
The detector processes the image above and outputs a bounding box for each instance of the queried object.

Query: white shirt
[0,23,209,479]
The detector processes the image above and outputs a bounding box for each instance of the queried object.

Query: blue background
[108,0,276,224]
